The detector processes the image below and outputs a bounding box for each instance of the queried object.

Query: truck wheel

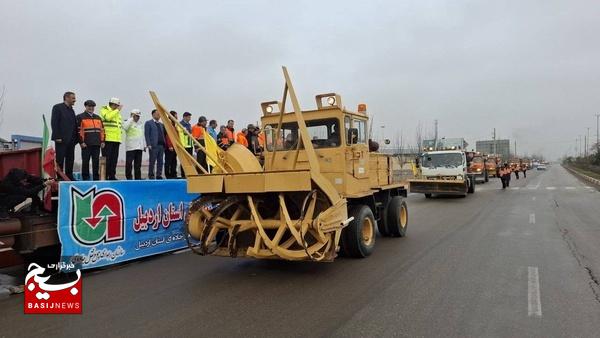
[424,193,432,199]
[340,205,376,258]
[378,201,391,237]
[468,177,475,194]
[386,196,408,237]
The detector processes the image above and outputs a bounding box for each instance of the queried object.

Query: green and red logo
[70,186,124,245]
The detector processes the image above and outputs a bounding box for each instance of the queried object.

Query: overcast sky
[1,0,599,159]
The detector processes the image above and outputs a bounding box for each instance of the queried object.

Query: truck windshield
[422,153,463,168]
[265,118,341,151]
[472,157,484,163]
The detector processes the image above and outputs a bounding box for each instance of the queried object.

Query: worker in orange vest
[217,125,231,150]
[191,116,208,172]
[236,128,249,147]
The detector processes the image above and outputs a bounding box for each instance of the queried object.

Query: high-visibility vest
[191,124,205,140]
[178,124,193,148]
[236,133,248,147]
[100,106,122,142]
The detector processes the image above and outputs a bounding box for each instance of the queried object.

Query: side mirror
[384,139,391,145]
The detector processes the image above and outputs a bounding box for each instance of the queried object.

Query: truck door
[345,117,369,179]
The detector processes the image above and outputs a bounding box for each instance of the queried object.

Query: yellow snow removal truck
[149,67,409,262]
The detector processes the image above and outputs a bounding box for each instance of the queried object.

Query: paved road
[2,165,600,337]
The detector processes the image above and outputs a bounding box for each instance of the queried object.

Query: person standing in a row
[76,100,104,180]
[123,109,144,180]
[179,112,193,178]
[192,116,208,172]
[51,92,78,180]
[164,111,179,178]
[145,109,166,179]
[100,98,123,180]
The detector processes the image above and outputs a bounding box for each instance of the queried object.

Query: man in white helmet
[123,109,145,180]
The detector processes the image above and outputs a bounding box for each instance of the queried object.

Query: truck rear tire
[386,196,408,237]
[340,205,376,258]
[424,193,432,199]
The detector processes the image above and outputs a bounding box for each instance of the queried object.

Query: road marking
[528,266,542,317]
[546,187,556,190]
[565,187,576,190]
[510,187,520,190]
[527,186,537,190]
[173,248,191,255]
[529,213,535,224]
[532,196,536,201]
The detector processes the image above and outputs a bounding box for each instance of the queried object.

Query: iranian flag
[41,115,56,210]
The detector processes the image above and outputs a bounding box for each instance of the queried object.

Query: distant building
[0,137,13,152]
[11,134,43,150]
[476,139,510,160]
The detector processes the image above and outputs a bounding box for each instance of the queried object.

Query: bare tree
[415,121,423,152]
[393,129,404,154]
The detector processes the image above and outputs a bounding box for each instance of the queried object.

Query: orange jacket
[236,133,248,147]
[76,112,104,146]
[191,124,205,140]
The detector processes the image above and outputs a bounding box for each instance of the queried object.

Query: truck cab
[419,150,468,180]
[466,151,488,183]
[410,138,476,198]
[260,93,404,198]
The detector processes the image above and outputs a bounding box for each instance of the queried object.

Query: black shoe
[156,176,163,180]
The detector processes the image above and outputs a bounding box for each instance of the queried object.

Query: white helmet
[109,97,120,105]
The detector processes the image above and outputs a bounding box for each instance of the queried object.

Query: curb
[563,165,600,187]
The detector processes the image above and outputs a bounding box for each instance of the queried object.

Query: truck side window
[344,116,351,145]
[353,119,366,144]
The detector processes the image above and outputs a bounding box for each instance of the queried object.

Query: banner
[57,180,197,269]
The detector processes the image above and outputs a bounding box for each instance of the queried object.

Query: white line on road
[510,187,520,190]
[546,187,556,190]
[532,196,536,201]
[565,187,576,190]
[528,266,542,317]
[529,213,535,224]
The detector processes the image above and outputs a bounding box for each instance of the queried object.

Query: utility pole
[434,119,438,149]
[579,135,582,157]
[492,128,496,155]
[586,127,590,157]
[514,140,517,158]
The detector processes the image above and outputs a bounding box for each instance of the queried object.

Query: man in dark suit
[144,109,166,179]
[51,92,78,180]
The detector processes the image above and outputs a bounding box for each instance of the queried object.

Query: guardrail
[563,165,600,186]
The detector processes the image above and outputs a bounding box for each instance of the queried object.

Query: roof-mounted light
[327,96,336,106]
[265,105,273,113]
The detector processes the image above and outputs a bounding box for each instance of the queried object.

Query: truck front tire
[341,205,376,258]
